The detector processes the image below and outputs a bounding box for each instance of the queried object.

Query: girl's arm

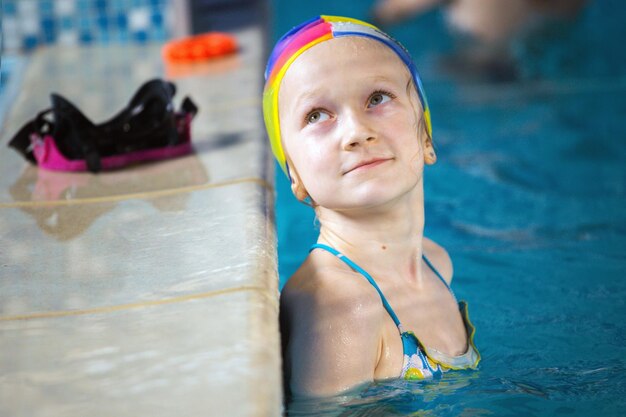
[282,268,383,397]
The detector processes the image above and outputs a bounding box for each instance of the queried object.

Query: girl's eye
[367,91,393,108]
[306,110,330,124]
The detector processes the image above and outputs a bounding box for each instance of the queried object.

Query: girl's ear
[292,182,309,201]
[288,164,310,201]
[421,128,437,165]
[424,139,437,165]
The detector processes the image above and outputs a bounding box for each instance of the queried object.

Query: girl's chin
[311,174,421,210]
[318,191,413,213]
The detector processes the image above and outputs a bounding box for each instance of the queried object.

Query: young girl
[263,16,480,398]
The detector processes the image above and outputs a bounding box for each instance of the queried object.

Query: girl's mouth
[344,158,392,175]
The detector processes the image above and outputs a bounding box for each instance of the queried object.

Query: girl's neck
[316,185,426,283]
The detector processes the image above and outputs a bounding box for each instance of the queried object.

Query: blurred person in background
[372,0,589,81]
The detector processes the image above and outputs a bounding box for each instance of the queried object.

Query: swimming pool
[273,1,626,415]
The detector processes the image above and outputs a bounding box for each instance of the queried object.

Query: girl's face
[279,37,431,211]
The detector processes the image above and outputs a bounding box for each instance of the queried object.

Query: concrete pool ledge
[0,27,282,417]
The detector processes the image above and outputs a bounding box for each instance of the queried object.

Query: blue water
[272,1,626,415]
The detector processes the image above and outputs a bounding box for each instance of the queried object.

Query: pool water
[272,1,626,416]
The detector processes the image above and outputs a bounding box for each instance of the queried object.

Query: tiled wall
[2,0,171,52]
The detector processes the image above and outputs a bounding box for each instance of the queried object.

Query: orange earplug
[162,32,238,63]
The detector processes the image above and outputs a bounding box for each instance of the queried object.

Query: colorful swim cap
[263,15,432,175]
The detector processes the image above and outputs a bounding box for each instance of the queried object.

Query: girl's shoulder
[422,237,454,285]
[282,251,382,309]
[280,251,386,340]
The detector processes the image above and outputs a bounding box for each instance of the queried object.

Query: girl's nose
[340,110,377,150]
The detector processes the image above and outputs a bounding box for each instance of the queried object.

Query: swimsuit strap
[310,243,404,331]
[310,243,458,332]
[422,253,457,301]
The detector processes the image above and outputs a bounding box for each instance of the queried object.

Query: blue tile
[97,15,108,30]
[151,11,163,27]
[115,13,128,29]
[4,1,17,15]
[43,30,57,44]
[117,30,129,42]
[41,17,57,43]
[23,35,39,51]
[2,0,173,51]
[79,31,94,43]
[133,30,148,43]
[99,31,111,44]
[78,16,92,30]
[41,16,57,33]
[95,0,108,13]
[109,0,125,12]
[39,1,54,16]
[61,16,74,30]
[77,0,89,12]
[151,27,167,41]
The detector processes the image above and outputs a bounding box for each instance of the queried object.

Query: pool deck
[0,27,282,417]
